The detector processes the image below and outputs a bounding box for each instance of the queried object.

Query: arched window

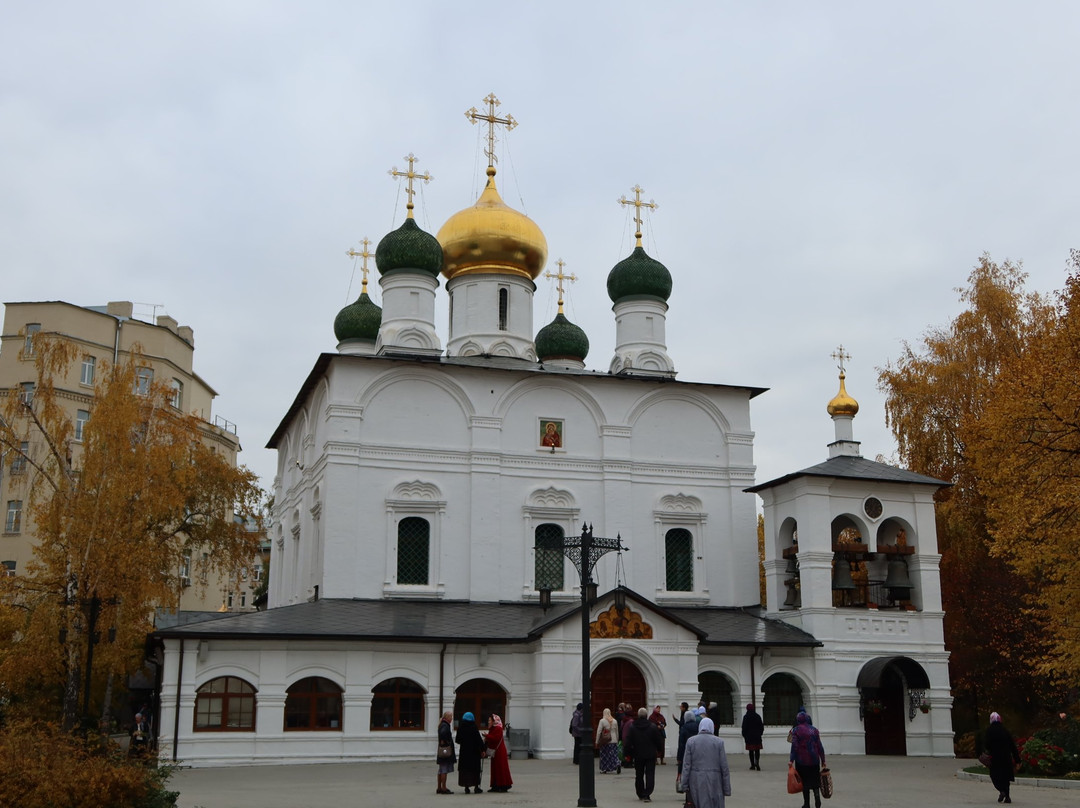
[194,676,256,731]
[454,678,507,730]
[397,517,430,585]
[371,677,425,730]
[535,523,565,591]
[284,676,343,731]
[665,528,693,591]
[498,287,509,331]
[698,671,735,725]
[762,673,804,726]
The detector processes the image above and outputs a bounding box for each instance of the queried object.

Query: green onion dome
[606,245,672,303]
[375,217,444,277]
[333,291,382,342]
[535,312,590,362]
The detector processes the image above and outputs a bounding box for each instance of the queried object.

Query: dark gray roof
[745,455,950,493]
[152,596,819,649]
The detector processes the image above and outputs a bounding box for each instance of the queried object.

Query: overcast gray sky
[3,1,1077,497]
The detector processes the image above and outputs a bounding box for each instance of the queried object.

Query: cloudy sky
[3,2,1077,495]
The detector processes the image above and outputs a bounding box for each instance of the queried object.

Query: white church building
[153,99,952,766]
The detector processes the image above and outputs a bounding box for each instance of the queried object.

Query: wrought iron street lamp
[537,522,626,808]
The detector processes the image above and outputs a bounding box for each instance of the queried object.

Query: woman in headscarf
[984,711,1020,804]
[681,716,732,808]
[456,711,485,794]
[648,705,668,765]
[740,703,764,771]
[788,712,825,808]
[595,707,620,773]
[436,710,457,794]
[485,714,513,792]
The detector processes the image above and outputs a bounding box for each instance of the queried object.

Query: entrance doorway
[858,656,928,756]
[590,658,646,730]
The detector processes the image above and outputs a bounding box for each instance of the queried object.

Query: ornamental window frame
[383,482,445,599]
[521,487,580,602]
[654,494,708,603]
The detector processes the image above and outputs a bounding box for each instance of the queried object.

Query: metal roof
[745,455,950,493]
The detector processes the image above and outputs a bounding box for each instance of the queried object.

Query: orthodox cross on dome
[831,344,852,374]
[544,258,577,314]
[617,184,659,248]
[465,93,517,170]
[346,237,374,293]
[388,153,432,219]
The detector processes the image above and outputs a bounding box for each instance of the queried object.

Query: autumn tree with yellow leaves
[878,254,1060,732]
[0,334,263,731]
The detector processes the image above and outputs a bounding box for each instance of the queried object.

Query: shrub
[1019,735,1070,777]
[0,720,178,808]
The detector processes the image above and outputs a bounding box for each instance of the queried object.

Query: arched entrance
[858,656,930,755]
[590,658,646,730]
[454,678,507,730]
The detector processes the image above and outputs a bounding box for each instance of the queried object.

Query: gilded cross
[388,153,433,219]
[617,185,659,247]
[465,93,517,168]
[346,237,374,293]
[544,259,577,314]
[831,345,852,374]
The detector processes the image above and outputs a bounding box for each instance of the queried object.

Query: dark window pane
[665,528,693,591]
[397,517,429,585]
[535,523,565,591]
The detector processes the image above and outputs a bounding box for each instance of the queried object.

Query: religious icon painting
[539,419,564,449]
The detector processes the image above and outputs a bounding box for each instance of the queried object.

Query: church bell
[832,557,856,590]
[783,582,799,607]
[885,556,913,597]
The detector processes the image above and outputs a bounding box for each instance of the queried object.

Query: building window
[169,378,183,410]
[285,677,343,731]
[5,501,23,534]
[665,528,694,591]
[75,409,90,442]
[240,592,246,608]
[135,367,154,396]
[23,323,40,356]
[194,676,256,731]
[762,673,804,726]
[10,442,28,475]
[454,678,507,730]
[698,671,735,725]
[1,560,15,577]
[498,288,509,331]
[397,517,430,585]
[19,383,34,407]
[80,355,96,386]
[534,523,565,591]
[371,677,425,730]
[227,592,234,609]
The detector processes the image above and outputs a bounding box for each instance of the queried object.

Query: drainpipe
[172,640,184,762]
[750,646,758,706]
[113,316,122,364]
[439,643,447,716]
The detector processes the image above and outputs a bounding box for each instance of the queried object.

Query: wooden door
[863,666,907,755]
[590,658,646,730]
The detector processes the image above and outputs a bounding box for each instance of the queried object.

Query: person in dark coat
[740,703,764,770]
[707,702,723,735]
[436,710,457,794]
[456,711,485,793]
[985,711,1021,804]
[673,701,690,728]
[570,702,587,764]
[789,712,825,808]
[623,707,664,802]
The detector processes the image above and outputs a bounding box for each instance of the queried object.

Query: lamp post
[538,522,626,808]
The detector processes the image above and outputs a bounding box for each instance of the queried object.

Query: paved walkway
[170,754,1077,808]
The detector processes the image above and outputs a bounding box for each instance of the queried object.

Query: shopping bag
[675,773,684,794]
[787,763,802,794]
[820,766,833,799]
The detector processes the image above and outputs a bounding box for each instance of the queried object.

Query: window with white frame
[10,442,28,475]
[23,323,40,356]
[655,494,707,600]
[384,482,445,596]
[75,409,90,441]
[169,378,183,410]
[19,383,34,407]
[5,501,23,534]
[1,560,15,577]
[80,355,96,386]
[134,367,154,396]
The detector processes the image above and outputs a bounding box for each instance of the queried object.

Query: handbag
[599,725,612,745]
[675,773,684,794]
[437,743,453,759]
[820,766,833,799]
[787,763,803,794]
[978,751,992,768]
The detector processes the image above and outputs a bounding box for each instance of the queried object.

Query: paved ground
[169,754,1077,808]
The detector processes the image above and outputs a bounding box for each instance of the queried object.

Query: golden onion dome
[827,371,860,417]
[437,166,547,281]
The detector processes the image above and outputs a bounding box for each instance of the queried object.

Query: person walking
[648,705,668,765]
[740,703,763,771]
[623,707,664,802]
[677,705,701,784]
[984,711,1021,804]
[456,711,485,794]
[596,707,621,774]
[484,714,513,792]
[570,703,586,764]
[789,712,826,808]
[436,710,456,794]
[681,716,732,808]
